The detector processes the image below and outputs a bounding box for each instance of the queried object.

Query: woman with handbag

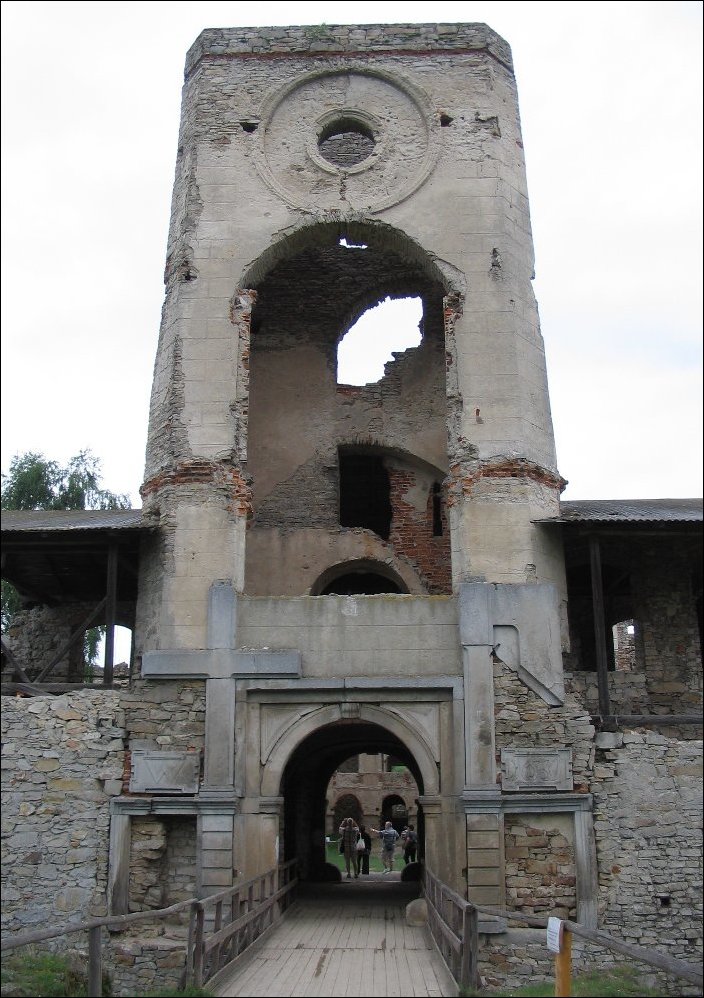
[357,824,372,875]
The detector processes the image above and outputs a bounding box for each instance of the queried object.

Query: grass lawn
[461,966,663,997]
[326,836,406,874]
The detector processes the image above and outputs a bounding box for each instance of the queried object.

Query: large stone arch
[260,702,440,798]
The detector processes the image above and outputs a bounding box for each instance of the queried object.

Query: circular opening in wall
[317,117,376,168]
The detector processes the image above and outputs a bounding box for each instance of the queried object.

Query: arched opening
[277,718,428,882]
[242,220,457,599]
[310,559,408,596]
[332,792,363,830]
[381,794,408,833]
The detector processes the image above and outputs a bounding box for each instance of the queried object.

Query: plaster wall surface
[236,594,460,677]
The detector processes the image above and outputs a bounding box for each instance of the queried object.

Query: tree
[1,450,130,649]
[1,449,129,512]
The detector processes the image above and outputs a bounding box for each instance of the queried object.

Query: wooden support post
[555,928,572,997]
[103,543,118,685]
[589,534,611,717]
[194,906,205,989]
[87,925,102,997]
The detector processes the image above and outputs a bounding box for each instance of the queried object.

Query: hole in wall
[337,296,422,385]
[318,117,375,167]
[440,113,453,126]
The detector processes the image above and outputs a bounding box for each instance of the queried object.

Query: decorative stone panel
[129,750,200,794]
[501,748,573,791]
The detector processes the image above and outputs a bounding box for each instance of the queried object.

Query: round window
[317,117,376,168]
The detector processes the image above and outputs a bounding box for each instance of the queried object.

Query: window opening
[337,296,422,385]
[612,619,641,672]
[339,452,391,539]
[318,117,375,167]
[95,624,133,681]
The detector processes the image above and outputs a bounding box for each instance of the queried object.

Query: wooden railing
[187,859,298,988]
[422,867,703,995]
[423,866,480,991]
[0,859,298,997]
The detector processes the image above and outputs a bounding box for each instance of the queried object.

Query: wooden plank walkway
[211,874,456,997]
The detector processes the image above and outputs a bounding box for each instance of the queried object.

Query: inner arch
[278,718,428,881]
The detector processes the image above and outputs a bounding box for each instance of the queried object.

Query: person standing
[338,816,360,879]
[371,820,400,873]
[357,824,372,875]
[403,824,417,864]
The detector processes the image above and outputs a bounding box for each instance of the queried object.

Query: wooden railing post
[555,928,572,997]
[185,902,197,987]
[87,925,102,997]
[194,905,205,989]
[462,904,479,991]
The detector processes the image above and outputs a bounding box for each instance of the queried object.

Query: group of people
[338,817,418,878]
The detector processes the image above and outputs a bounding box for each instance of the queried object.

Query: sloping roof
[1,509,150,605]
[535,498,703,525]
[1,508,146,533]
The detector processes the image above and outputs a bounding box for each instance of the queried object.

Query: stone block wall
[493,657,596,791]
[591,730,702,959]
[1,691,125,931]
[504,817,577,921]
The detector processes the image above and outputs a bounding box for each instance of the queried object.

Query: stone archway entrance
[280,718,424,880]
[233,695,453,886]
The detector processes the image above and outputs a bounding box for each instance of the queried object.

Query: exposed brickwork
[388,467,451,594]
[447,458,567,506]
[141,460,253,518]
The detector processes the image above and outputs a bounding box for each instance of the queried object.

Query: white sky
[1,1,702,506]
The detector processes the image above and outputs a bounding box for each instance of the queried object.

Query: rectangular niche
[501,748,573,792]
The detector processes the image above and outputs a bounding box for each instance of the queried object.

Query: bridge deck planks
[212,878,455,997]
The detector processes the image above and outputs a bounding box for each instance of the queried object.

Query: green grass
[326,837,404,874]
[142,989,213,997]
[462,966,662,997]
[0,949,95,997]
[0,947,212,998]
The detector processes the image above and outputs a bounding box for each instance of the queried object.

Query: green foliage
[1,450,130,634]
[461,965,662,997]
[0,947,213,997]
[1,449,129,512]
[305,23,331,39]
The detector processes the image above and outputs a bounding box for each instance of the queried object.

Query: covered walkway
[211,874,456,997]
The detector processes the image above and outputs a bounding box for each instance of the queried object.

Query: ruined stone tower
[133,22,573,909]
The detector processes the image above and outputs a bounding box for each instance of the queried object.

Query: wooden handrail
[2,859,299,998]
[422,867,703,991]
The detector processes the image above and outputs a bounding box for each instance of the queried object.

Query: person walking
[357,824,372,875]
[371,820,400,873]
[338,816,360,878]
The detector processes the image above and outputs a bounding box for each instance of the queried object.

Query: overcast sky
[2,1,702,507]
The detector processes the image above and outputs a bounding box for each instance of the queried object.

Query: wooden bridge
[210,875,455,997]
[3,860,702,998]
